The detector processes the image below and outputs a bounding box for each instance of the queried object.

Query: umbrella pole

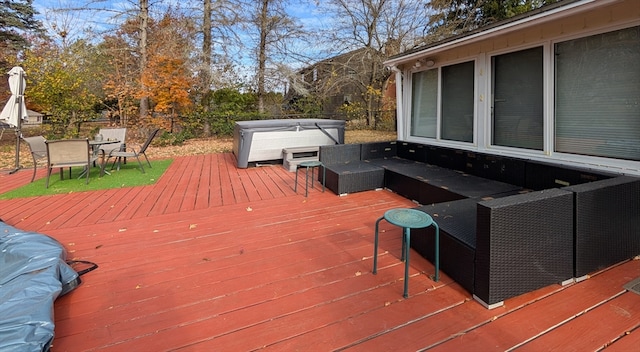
[9,128,20,174]
[9,71,23,174]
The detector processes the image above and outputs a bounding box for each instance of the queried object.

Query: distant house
[385,0,639,175]
[287,48,391,117]
[23,109,44,127]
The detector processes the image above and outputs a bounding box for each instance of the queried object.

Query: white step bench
[283,146,320,172]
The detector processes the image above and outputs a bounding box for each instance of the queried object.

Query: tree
[138,0,150,119]
[318,0,430,126]
[140,11,196,130]
[100,29,140,126]
[244,0,306,114]
[22,38,103,135]
[197,0,242,99]
[0,0,42,69]
[0,0,41,47]
[426,0,560,41]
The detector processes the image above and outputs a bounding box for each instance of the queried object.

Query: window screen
[555,26,640,161]
[411,69,438,138]
[441,61,474,142]
[492,47,544,150]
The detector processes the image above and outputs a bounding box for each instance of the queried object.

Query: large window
[555,26,640,161]
[492,47,544,150]
[411,69,438,138]
[410,61,475,141]
[441,61,474,142]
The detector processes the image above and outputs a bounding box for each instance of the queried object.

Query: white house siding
[388,0,640,175]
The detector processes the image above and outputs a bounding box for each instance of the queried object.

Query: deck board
[0,153,638,351]
[518,292,640,351]
[427,261,640,351]
[193,154,213,210]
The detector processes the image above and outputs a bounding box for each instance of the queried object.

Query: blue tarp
[0,222,81,352]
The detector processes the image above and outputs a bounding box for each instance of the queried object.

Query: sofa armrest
[563,176,640,278]
[474,188,574,307]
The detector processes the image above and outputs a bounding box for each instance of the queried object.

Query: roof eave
[384,0,618,68]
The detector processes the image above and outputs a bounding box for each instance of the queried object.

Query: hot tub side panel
[233,123,253,169]
[233,119,345,168]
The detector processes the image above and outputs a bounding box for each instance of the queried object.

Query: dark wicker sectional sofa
[319,141,640,307]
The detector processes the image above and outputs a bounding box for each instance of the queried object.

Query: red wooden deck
[1,153,639,351]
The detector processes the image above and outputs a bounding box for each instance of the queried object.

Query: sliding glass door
[492,47,544,150]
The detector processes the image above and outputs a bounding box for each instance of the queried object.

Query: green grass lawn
[0,159,173,199]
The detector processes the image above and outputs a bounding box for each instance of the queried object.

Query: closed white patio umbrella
[0,66,28,173]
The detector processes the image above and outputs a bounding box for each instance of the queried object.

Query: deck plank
[95,186,146,224]
[426,260,640,351]
[177,154,203,212]
[218,153,238,205]
[604,325,640,351]
[518,291,640,351]
[193,154,213,210]
[148,156,195,216]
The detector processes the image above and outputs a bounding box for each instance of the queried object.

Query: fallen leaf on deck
[119,228,127,232]
[246,207,253,211]
[189,224,197,229]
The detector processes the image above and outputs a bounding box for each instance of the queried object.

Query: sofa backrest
[360,141,397,160]
[467,153,527,187]
[397,142,427,162]
[524,160,613,190]
[319,144,361,165]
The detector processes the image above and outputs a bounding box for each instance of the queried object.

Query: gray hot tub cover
[0,221,84,352]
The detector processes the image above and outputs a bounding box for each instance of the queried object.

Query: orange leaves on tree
[141,55,193,114]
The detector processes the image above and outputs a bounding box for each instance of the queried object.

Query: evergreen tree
[0,0,42,50]
[426,0,560,42]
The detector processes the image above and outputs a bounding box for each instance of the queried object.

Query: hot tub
[233,119,345,168]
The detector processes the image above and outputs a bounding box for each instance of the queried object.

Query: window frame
[489,45,546,151]
[406,58,478,145]
[552,25,640,162]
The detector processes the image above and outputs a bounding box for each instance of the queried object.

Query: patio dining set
[21,127,160,187]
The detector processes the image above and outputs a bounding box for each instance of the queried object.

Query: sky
[31,0,326,42]
[32,0,329,68]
